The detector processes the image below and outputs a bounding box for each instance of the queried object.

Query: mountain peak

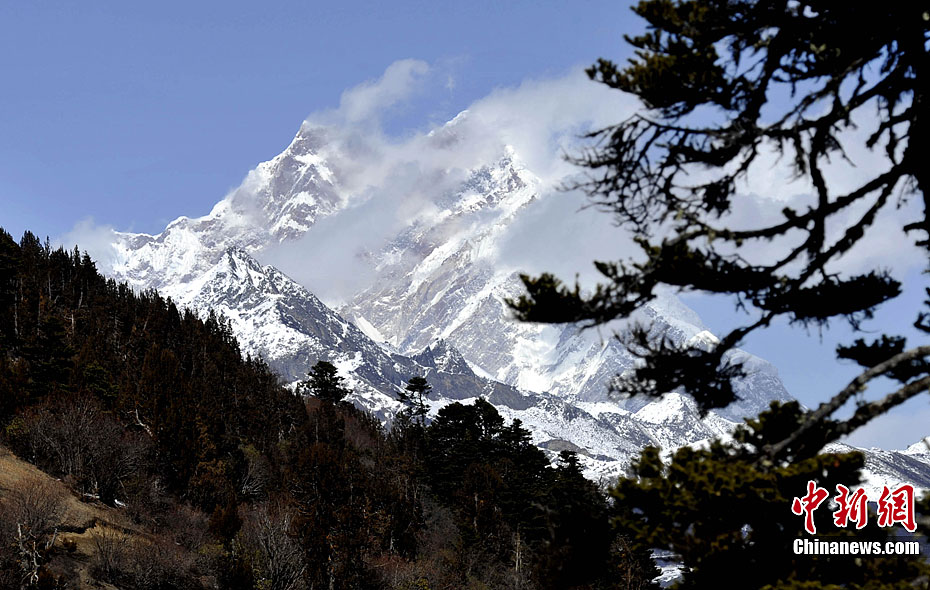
[414,339,472,375]
[220,246,266,280]
[906,438,930,456]
[687,330,720,352]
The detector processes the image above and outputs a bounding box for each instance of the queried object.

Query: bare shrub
[0,474,66,588]
[90,526,199,589]
[90,526,128,582]
[1,473,65,539]
[167,503,211,552]
[122,535,195,590]
[123,475,172,529]
[0,548,18,590]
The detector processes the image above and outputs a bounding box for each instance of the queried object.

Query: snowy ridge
[825,441,930,498]
[110,125,342,294]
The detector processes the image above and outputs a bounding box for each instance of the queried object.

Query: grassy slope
[0,444,138,589]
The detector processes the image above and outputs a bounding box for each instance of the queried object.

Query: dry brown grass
[0,444,141,589]
[0,444,131,532]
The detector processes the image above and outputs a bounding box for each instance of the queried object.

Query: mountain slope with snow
[103,115,930,489]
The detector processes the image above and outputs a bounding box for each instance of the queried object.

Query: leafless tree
[239,444,272,500]
[238,499,307,590]
[21,395,150,503]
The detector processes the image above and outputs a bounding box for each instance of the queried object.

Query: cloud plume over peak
[253,61,642,304]
[308,58,431,127]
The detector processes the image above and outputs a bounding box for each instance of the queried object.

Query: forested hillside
[0,227,657,589]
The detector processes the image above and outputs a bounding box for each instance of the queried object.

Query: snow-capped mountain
[138,242,741,475]
[102,116,930,487]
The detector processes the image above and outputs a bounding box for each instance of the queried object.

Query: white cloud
[310,59,431,127]
[494,187,632,290]
[57,217,120,273]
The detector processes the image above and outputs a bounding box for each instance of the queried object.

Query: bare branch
[763,345,930,459]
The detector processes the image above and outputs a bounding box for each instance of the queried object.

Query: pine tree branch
[763,346,930,460]
[830,375,930,440]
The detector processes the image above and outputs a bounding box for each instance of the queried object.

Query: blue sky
[1,1,927,449]
[0,0,635,238]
